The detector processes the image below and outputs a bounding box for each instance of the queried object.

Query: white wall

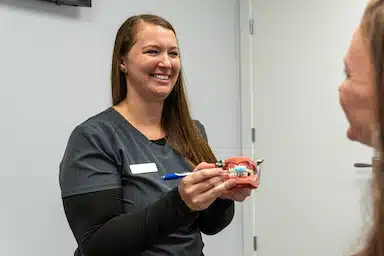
[240,0,375,255]
[0,0,243,255]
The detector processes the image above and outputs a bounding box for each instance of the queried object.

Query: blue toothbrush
[161,166,246,181]
[161,172,193,180]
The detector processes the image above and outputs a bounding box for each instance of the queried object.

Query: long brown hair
[357,1,384,255]
[111,14,217,167]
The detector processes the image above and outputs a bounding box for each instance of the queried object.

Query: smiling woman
[338,0,384,255]
[118,22,181,102]
[58,14,250,256]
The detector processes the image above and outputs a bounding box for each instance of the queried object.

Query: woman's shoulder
[68,107,121,143]
[192,119,208,141]
[192,119,206,130]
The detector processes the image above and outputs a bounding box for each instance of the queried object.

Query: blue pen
[161,172,193,180]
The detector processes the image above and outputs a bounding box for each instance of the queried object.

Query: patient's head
[339,27,376,147]
[339,1,384,255]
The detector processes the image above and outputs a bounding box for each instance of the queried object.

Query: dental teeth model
[227,165,254,177]
[217,156,263,189]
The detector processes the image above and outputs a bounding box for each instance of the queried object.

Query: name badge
[130,163,158,175]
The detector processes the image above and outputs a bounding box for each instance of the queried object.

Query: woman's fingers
[183,167,224,185]
[194,162,216,171]
[178,161,253,211]
[233,188,252,197]
[179,175,236,211]
[194,179,236,205]
[189,175,225,194]
[243,188,252,197]
[220,187,252,202]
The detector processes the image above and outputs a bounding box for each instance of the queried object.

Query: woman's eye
[145,50,178,57]
[146,50,159,54]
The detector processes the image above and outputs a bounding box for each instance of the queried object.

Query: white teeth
[152,74,170,80]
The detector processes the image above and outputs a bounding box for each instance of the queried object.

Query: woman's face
[339,27,377,147]
[121,22,181,102]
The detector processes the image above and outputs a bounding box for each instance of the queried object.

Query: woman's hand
[178,162,236,211]
[219,187,252,202]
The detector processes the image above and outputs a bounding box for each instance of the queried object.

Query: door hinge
[251,128,255,142]
[253,236,257,251]
[249,18,254,34]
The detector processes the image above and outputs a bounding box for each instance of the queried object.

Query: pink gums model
[218,156,262,189]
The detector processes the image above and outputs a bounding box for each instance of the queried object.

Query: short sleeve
[59,124,121,198]
[194,120,209,142]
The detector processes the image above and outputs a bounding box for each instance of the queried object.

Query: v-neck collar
[107,107,171,152]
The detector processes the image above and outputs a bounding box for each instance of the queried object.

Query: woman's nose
[158,54,172,68]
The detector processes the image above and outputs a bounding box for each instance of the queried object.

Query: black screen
[38,0,91,7]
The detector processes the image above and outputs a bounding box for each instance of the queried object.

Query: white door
[240,0,375,255]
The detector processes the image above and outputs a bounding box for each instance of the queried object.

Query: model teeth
[153,74,170,80]
[227,165,253,177]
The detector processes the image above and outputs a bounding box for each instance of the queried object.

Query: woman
[339,0,384,255]
[59,14,251,256]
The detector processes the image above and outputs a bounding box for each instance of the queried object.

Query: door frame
[239,0,256,255]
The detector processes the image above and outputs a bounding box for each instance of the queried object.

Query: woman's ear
[120,55,128,73]
[120,63,127,73]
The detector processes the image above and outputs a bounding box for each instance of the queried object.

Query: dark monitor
[38,0,91,7]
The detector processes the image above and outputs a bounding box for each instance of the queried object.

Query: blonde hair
[355,1,384,255]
